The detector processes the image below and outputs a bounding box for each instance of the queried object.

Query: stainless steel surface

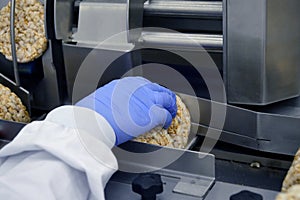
[180,93,300,155]
[63,0,135,103]
[105,169,280,200]
[54,0,74,40]
[224,0,300,105]
[144,0,222,19]
[106,141,215,199]
[106,176,204,200]
[105,142,282,199]
[73,0,128,44]
[173,179,213,197]
[115,141,215,178]
[62,42,134,103]
[205,182,278,200]
[139,32,223,50]
[10,0,20,86]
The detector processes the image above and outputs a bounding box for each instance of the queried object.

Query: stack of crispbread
[134,95,191,149]
[0,83,30,123]
[0,0,47,63]
[276,148,300,200]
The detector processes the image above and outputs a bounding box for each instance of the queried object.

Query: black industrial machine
[1,0,300,199]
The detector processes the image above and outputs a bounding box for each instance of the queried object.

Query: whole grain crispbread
[0,0,47,63]
[0,83,30,123]
[134,95,191,149]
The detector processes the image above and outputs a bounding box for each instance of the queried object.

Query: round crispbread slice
[276,185,300,200]
[134,127,174,148]
[281,148,300,192]
[134,95,191,149]
[0,83,30,123]
[0,0,47,63]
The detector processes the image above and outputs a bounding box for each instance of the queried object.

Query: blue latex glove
[75,77,177,145]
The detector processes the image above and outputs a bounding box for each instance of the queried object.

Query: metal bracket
[127,0,147,43]
[54,0,75,40]
[173,177,214,198]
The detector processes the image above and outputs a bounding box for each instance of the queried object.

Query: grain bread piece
[0,0,47,63]
[276,185,300,200]
[276,149,300,200]
[281,148,300,192]
[134,95,191,149]
[0,83,30,123]
[134,127,174,148]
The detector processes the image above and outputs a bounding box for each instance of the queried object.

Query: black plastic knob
[230,190,263,200]
[132,173,163,200]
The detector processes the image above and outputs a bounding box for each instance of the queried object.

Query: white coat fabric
[0,106,118,200]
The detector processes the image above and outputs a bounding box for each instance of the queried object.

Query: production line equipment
[52,0,300,155]
[1,0,300,199]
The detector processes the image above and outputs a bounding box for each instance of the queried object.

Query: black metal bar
[45,0,69,104]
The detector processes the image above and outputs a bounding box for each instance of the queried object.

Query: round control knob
[230,190,263,200]
[132,173,163,200]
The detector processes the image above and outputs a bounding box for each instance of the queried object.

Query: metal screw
[250,161,261,169]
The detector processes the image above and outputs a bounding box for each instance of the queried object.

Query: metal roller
[139,32,223,50]
[127,0,223,44]
[144,0,223,18]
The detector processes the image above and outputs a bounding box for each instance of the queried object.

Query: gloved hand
[75,77,177,145]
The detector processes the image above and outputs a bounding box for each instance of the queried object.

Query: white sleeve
[0,105,118,200]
